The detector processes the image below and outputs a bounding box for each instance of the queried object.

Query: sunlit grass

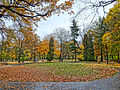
[31,62,118,77]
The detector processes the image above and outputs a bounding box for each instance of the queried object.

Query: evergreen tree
[87,31,94,61]
[70,20,79,62]
[83,30,94,61]
[47,37,54,62]
[93,17,107,62]
[83,34,88,61]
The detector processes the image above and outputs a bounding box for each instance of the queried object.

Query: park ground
[0,60,120,89]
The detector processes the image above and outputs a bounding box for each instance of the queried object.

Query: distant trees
[83,30,94,61]
[82,0,120,63]
[0,0,74,63]
[53,28,70,61]
[0,0,119,64]
[70,20,79,62]
[0,27,41,63]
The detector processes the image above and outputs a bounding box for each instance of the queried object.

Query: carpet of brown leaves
[0,65,118,82]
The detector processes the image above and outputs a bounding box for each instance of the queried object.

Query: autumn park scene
[0,0,120,89]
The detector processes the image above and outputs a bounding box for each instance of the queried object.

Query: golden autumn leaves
[0,63,118,82]
[38,37,61,57]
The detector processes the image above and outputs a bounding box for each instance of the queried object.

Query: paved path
[0,71,120,90]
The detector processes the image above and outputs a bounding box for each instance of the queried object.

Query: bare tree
[74,0,117,27]
[53,28,70,61]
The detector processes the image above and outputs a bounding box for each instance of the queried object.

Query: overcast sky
[35,0,115,40]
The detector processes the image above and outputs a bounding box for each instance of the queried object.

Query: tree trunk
[39,52,41,59]
[34,52,36,62]
[1,32,4,63]
[18,38,21,63]
[96,56,97,60]
[74,39,77,62]
[75,50,77,62]
[59,40,63,62]
[105,44,108,64]
[101,47,103,62]
[68,54,70,59]
[118,53,120,63]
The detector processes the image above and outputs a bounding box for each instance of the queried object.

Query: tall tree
[83,34,88,61]
[70,20,79,62]
[83,31,94,61]
[104,1,120,62]
[87,31,94,61]
[92,17,107,62]
[47,37,54,62]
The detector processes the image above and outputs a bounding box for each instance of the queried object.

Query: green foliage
[83,34,88,61]
[83,31,94,61]
[87,32,94,61]
[70,20,79,61]
[92,17,107,62]
[47,52,53,62]
[47,37,54,61]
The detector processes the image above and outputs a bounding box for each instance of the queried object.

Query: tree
[92,17,107,62]
[47,37,54,62]
[74,0,117,25]
[70,20,79,62]
[83,30,94,61]
[0,0,74,31]
[62,41,73,59]
[83,34,88,61]
[87,31,94,61]
[104,1,120,62]
[102,32,112,64]
[53,28,70,61]
[54,40,61,58]
[77,44,84,60]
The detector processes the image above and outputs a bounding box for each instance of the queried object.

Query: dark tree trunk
[34,52,36,62]
[101,47,103,62]
[75,50,77,62]
[43,53,45,59]
[1,32,4,63]
[68,54,70,59]
[105,44,108,64]
[118,53,120,63]
[74,39,77,62]
[39,52,41,59]
[112,55,113,60]
[96,56,98,61]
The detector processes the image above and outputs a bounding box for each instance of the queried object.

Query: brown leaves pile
[0,65,118,82]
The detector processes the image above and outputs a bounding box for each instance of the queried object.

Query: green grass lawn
[30,62,118,78]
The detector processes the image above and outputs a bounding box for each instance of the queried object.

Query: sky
[35,0,115,40]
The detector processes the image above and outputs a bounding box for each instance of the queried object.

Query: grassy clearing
[33,63,99,77]
[0,62,118,82]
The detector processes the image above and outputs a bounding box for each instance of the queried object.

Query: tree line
[0,0,119,63]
